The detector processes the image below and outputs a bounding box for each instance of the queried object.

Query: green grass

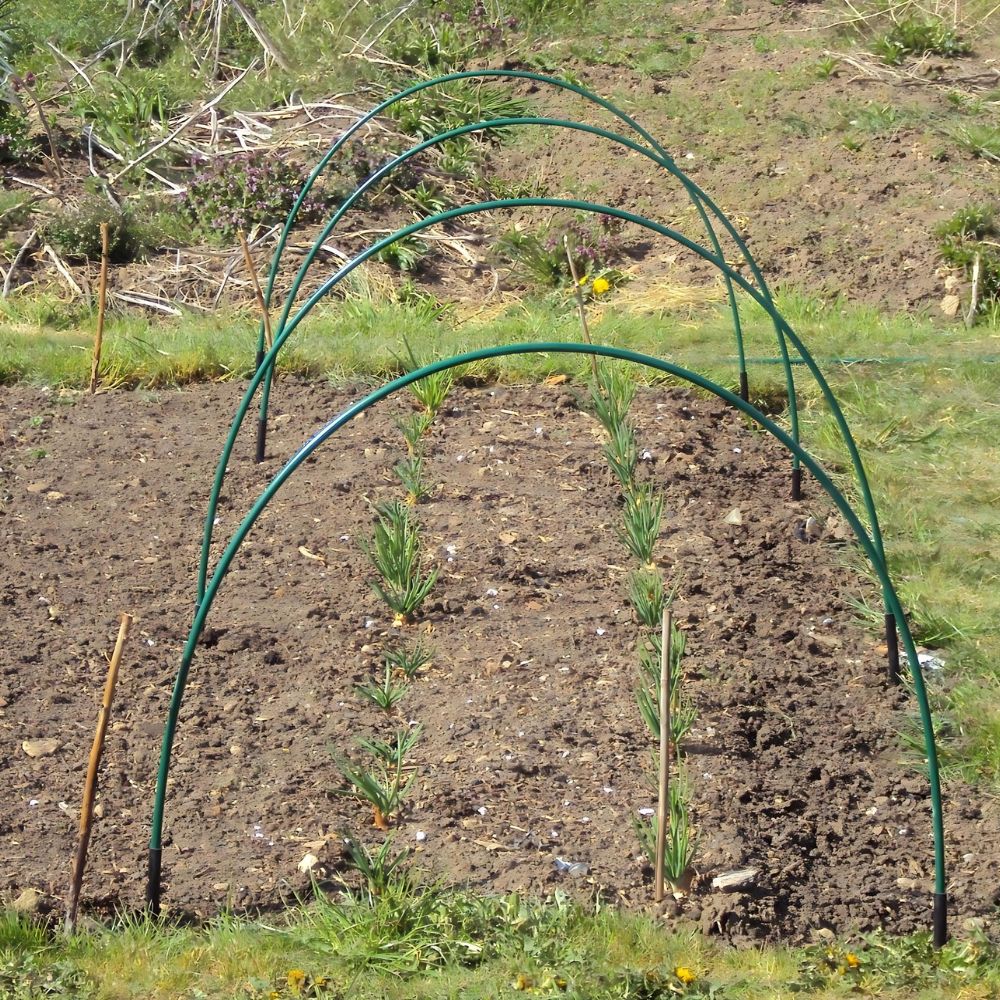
[802,357,1000,784]
[3,889,1000,999]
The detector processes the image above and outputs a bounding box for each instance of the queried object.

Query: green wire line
[197,198,890,617]
[149,341,947,941]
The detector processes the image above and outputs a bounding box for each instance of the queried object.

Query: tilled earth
[1,380,998,942]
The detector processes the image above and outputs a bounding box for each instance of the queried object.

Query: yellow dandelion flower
[675,966,697,985]
[287,968,307,993]
[846,952,860,969]
[592,276,611,296]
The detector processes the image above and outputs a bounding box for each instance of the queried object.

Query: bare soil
[2,379,998,942]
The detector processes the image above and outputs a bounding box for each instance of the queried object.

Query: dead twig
[42,244,85,298]
[111,291,183,315]
[10,176,56,196]
[964,253,982,329]
[90,223,111,394]
[3,229,38,298]
[564,236,598,380]
[15,76,64,178]
[228,0,293,73]
[110,62,256,183]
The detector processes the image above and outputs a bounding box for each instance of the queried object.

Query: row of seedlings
[331,352,453,889]
[588,364,697,894]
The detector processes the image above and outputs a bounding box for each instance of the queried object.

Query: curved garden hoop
[197,194,898,687]
[148,342,947,948]
[252,69,783,411]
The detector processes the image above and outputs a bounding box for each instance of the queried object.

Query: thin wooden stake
[564,237,599,381]
[65,613,133,934]
[655,608,672,903]
[89,222,110,395]
[964,252,982,329]
[238,230,274,351]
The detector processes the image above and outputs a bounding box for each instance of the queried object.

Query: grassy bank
[4,884,1000,999]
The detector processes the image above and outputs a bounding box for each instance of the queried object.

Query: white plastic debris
[554,857,589,876]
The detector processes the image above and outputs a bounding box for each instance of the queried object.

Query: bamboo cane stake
[238,229,274,351]
[89,222,110,395]
[564,236,599,381]
[655,608,672,902]
[65,613,133,934]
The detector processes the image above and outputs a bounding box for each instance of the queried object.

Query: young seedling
[334,727,420,830]
[355,664,409,714]
[618,482,663,567]
[394,453,431,505]
[589,364,636,435]
[633,776,696,888]
[629,569,665,631]
[364,499,439,624]
[637,627,694,746]
[604,420,639,490]
[384,640,434,679]
[404,341,454,417]
[357,725,423,767]
[396,412,435,455]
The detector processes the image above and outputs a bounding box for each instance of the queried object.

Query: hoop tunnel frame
[148,341,948,948]
[196,198,892,660]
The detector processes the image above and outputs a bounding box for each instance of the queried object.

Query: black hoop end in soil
[147,847,162,916]
[791,466,802,501]
[934,892,948,948]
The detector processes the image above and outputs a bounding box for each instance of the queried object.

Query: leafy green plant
[495,213,627,290]
[485,175,548,200]
[364,499,439,624]
[404,180,449,217]
[618,482,663,566]
[814,54,840,79]
[357,725,423,767]
[384,640,434,679]
[41,194,139,262]
[355,663,409,714]
[949,123,1000,162]
[636,626,695,746]
[872,17,971,65]
[437,137,478,180]
[843,102,906,136]
[376,235,428,273]
[0,100,34,164]
[184,151,323,241]
[387,81,528,140]
[334,727,420,829]
[407,364,453,417]
[74,76,172,157]
[629,569,665,631]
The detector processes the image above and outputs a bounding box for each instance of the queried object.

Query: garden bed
[1,379,997,942]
